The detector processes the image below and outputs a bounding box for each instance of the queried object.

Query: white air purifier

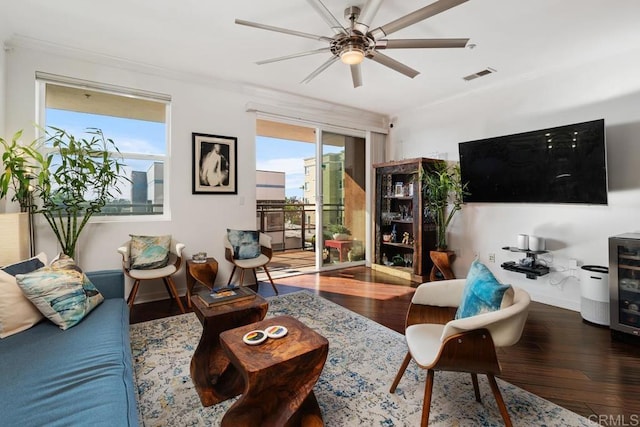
[579,265,610,326]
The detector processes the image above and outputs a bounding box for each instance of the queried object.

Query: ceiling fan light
[340,47,365,65]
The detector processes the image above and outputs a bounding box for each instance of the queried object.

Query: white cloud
[257,158,305,175]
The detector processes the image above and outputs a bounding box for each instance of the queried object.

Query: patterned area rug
[130,291,590,426]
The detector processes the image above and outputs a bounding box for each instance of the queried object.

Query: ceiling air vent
[463,67,496,81]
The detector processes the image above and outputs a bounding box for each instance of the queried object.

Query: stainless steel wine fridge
[609,233,640,337]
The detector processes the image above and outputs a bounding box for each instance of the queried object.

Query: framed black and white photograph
[192,133,237,194]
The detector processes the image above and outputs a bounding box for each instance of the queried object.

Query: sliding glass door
[256,119,367,273]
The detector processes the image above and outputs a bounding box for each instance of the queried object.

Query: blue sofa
[0,270,139,426]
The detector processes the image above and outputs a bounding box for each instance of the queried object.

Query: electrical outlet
[488,253,496,263]
[568,258,579,268]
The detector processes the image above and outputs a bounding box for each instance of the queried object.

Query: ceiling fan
[235,0,470,88]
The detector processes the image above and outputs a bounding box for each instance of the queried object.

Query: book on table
[197,286,256,307]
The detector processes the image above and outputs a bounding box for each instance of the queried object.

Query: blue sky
[256,136,342,199]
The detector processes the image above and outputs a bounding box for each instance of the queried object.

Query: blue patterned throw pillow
[130,235,171,270]
[15,255,104,330]
[227,229,261,260]
[455,260,513,319]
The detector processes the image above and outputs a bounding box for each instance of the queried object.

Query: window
[37,73,170,219]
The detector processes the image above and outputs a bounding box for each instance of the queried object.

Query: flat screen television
[458,119,607,204]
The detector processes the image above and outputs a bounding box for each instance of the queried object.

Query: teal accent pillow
[15,255,104,330]
[130,235,171,270]
[455,260,513,319]
[227,229,261,260]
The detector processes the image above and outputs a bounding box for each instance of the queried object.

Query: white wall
[3,39,386,302]
[392,46,640,310]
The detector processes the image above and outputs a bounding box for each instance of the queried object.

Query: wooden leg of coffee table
[190,305,267,406]
[221,342,328,426]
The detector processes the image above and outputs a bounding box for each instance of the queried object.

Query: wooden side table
[220,315,329,427]
[325,239,353,262]
[190,293,268,407]
[429,250,456,281]
[186,257,218,308]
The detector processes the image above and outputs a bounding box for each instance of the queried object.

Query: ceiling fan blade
[305,0,347,35]
[235,19,333,42]
[369,0,469,40]
[350,64,363,88]
[376,38,469,49]
[354,0,384,34]
[256,48,331,65]
[301,56,340,84]
[368,51,420,78]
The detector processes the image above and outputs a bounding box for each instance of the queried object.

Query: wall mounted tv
[458,119,607,205]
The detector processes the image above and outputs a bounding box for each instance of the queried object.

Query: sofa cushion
[129,234,171,269]
[455,259,513,319]
[16,255,104,330]
[0,253,47,338]
[227,229,261,260]
[0,298,138,426]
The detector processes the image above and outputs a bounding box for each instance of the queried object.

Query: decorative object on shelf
[394,182,404,197]
[529,235,545,251]
[192,133,237,195]
[421,162,469,251]
[192,252,207,263]
[390,224,397,243]
[517,234,529,250]
[402,232,410,245]
[391,254,405,266]
[429,250,456,281]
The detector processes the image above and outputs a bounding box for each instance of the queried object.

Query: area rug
[130,291,591,426]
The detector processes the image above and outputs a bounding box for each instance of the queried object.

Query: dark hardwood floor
[131,266,640,421]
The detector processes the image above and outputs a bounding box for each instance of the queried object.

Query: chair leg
[390,351,412,393]
[164,277,186,314]
[227,266,237,286]
[262,265,278,295]
[421,369,435,427]
[127,279,141,309]
[239,269,246,286]
[487,374,512,427]
[471,373,482,402]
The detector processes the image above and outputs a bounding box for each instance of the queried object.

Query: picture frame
[192,133,237,194]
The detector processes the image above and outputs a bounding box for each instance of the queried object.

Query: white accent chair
[223,232,278,295]
[390,279,531,427]
[117,239,186,314]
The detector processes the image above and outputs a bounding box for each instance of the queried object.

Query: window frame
[36,73,172,222]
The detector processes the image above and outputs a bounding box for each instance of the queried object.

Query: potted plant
[29,127,128,258]
[326,224,351,241]
[421,162,468,251]
[0,130,48,212]
[0,131,50,263]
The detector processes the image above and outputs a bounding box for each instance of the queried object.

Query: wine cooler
[609,233,640,337]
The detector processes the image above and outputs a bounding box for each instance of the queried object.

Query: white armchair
[223,232,278,295]
[390,279,530,427]
[118,238,186,314]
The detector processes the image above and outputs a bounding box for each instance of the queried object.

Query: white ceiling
[2,0,640,116]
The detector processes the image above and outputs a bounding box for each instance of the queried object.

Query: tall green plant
[421,162,469,250]
[32,127,127,257]
[0,130,49,212]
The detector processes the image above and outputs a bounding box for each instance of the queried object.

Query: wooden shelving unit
[372,158,442,282]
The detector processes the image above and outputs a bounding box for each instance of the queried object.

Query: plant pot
[332,233,350,241]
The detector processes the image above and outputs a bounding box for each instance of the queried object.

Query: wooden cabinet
[373,158,442,282]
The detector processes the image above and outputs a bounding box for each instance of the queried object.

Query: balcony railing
[256,202,344,252]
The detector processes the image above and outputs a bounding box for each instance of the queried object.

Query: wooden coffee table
[190,292,268,406]
[186,257,219,308]
[219,315,329,427]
